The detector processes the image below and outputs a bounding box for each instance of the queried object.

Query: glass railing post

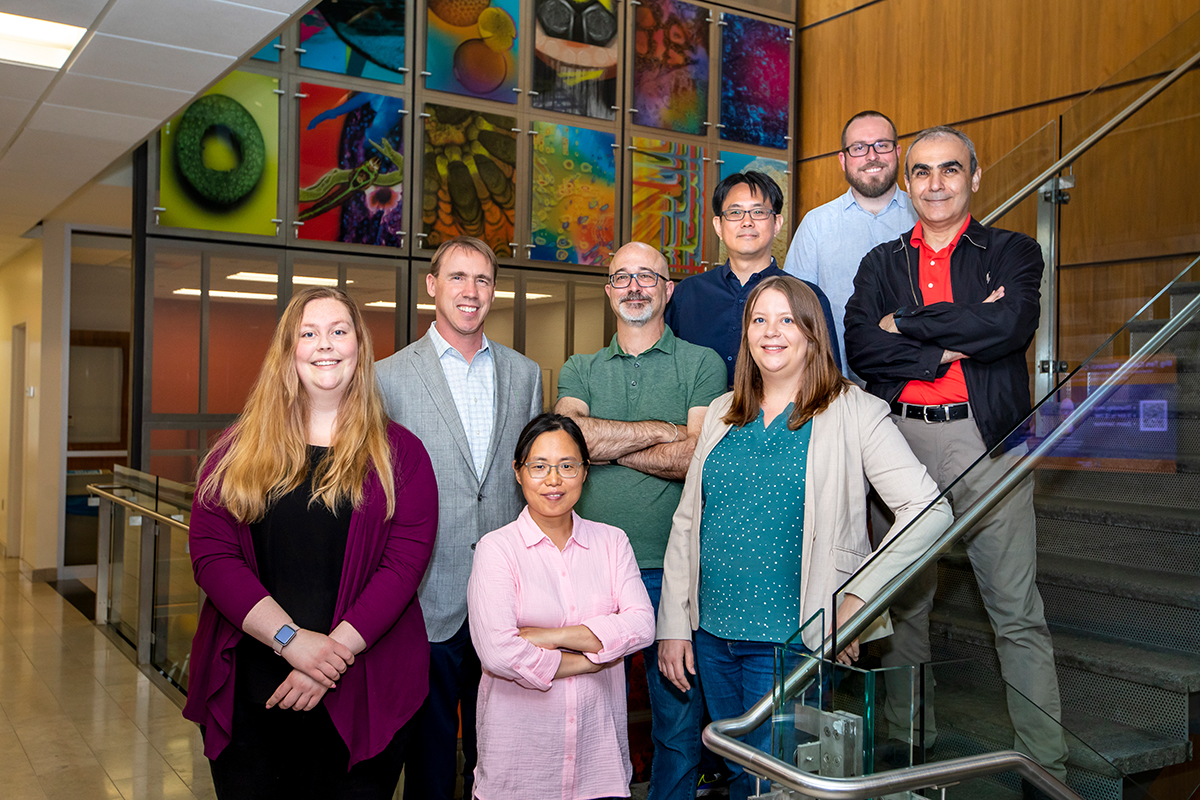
[95,496,113,623]
[137,517,156,664]
[1034,171,1064,424]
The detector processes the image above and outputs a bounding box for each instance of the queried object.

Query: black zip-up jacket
[843,218,1043,451]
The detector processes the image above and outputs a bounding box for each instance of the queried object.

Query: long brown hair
[196,287,395,521]
[724,275,850,430]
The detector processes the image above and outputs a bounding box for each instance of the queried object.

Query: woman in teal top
[656,276,951,800]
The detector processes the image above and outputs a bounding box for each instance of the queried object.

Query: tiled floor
[0,557,214,800]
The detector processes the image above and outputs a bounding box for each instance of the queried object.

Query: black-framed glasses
[521,461,586,480]
[843,140,897,157]
[609,271,663,289]
[720,207,775,222]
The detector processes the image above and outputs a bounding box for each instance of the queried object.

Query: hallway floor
[1,557,214,799]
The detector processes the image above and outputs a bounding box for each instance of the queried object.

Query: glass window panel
[299,2,406,85]
[425,1,519,102]
[421,104,517,257]
[573,283,608,355]
[152,249,201,414]
[348,265,399,362]
[291,259,339,292]
[632,0,710,135]
[719,14,791,149]
[524,279,568,410]
[631,136,707,272]
[298,84,406,247]
[208,255,280,415]
[530,122,616,266]
[531,0,618,120]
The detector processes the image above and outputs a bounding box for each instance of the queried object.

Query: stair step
[1036,468,1200,513]
[928,612,1195,741]
[1033,498,1200,576]
[1036,553,1200,609]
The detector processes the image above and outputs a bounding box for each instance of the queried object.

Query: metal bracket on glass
[715,159,724,165]
[273,88,285,95]
[508,242,519,252]
[610,105,621,112]
[293,47,307,54]
[510,127,522,133]
[399,232,406,248]
[292,220,304,239]
[271,218,283,236]
[524,243,535,255]
[702,121,712,127]
[419,112,431,118]
[794,706,863,779]
[273,43,286,51]
[527,90,540,96]
[718,13,727,25]
[1038,360,1069,374]
[628,108,639,114]
[152,206,165,225]
[702,157,712,162]
[294,92,308,99]
[1041,174,1075,205]
[420,70,432,77]
[715,123,726,129]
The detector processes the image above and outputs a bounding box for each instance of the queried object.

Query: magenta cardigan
[182,422,438,766]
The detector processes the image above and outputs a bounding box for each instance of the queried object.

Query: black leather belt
[890,400,970,423]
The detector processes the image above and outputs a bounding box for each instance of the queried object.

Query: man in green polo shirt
[556,241,726,800]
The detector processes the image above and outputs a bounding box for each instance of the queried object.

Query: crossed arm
[554,396,707,482]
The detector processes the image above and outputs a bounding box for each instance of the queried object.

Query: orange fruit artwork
[428,0,491,28]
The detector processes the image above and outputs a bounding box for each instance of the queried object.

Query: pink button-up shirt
[468,508,655,800]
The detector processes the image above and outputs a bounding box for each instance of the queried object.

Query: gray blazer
[376,332,543,643]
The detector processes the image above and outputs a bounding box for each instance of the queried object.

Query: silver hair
[905,126,978,178]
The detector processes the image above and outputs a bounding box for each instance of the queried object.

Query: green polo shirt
[558,327,726,568]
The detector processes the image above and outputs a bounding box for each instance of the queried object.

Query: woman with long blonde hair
[183,287,437,799]
[656,276,951,800]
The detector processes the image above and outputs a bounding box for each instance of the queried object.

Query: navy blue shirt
[665,258,841,388]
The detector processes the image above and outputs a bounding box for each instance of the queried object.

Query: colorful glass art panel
[425,0,519,103]
[719,14,790,149]
[158,71,280,236]
[300,1,406,85]
[422,104,517,257]
[298,84,405,247]
[530,122,616,266]
[633,0,709,135]
[251,37,280,62]
[717,153,790,265]
[631,136,706,272]
[532,0,618,120]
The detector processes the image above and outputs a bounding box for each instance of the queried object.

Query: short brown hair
[724,276,850,430]
[430,235,498,278]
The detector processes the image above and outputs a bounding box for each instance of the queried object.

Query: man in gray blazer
[376,236,542,800]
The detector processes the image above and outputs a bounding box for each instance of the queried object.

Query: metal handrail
[981,46,1200,225]
[87,483,191,531]
[704,286,1200,798]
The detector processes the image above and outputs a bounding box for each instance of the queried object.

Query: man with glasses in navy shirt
[665,171,839,388]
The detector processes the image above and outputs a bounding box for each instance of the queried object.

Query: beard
[846,158,899,199]
[617,292,655,326]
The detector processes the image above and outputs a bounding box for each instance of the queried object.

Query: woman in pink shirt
[468,414,655,800]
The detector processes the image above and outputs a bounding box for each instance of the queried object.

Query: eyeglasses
[609,272,663,289]
[720,208,775,222]
[843,140,897,158]
[521,461,586,480]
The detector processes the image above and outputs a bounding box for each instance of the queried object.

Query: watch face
[274,625,297,647]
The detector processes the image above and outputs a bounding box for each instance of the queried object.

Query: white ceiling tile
[0,96,34,143]
[30,103,159,143]
[50,73,193,122]
[98,0,286,57]
[2,130,128,183]
[69,33,235,94]
[0,61,56,102]
[230,0,312,15]
[0,0,108,28]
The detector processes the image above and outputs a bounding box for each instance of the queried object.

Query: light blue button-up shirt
[783,186,917,379]
[429,321,495,481]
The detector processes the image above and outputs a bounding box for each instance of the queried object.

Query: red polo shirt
[898,217,971,405]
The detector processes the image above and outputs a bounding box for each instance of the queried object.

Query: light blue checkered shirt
[783,186,917,379]
[429,322,496,481]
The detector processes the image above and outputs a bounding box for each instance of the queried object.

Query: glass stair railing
[705,252,1200,800]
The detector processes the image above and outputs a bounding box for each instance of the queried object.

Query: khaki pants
[877,414,1069,780]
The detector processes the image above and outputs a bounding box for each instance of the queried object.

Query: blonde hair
[197,287,395,521]
[724,276,851,430]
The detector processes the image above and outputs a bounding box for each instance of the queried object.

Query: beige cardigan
[657,386,953,651]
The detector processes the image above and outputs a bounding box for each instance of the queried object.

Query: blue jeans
[694,628,809,800]
[634,569,704,800]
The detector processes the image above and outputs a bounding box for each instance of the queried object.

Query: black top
[236,446,352,704]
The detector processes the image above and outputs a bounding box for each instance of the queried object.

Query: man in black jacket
[844,126,1068,781]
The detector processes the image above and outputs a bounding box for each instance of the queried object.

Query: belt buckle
[924,404,945,423]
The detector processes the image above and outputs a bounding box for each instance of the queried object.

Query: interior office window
[151,249,202,414]
[207,254,281,415]
[524,278,568,411]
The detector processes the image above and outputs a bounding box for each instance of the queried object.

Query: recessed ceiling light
[0,12,87,70]
[368,301,399,309]
[226,271,350,286]
[495,291,552,300]
[173,288,277,301]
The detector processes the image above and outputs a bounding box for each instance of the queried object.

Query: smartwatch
[273,623,299,655]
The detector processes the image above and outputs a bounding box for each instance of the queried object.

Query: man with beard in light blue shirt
[784,111,916,382]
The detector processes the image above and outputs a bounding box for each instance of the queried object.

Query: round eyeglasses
[521,461,586,480]
[720,208,775,222]
[843,140,897,158]
[609,272,663,289]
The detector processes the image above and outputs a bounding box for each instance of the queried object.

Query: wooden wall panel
[796,0,1200,159]
[1060,69,1200,266]
[1058,256,1198,362]
[800,0,877,28]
